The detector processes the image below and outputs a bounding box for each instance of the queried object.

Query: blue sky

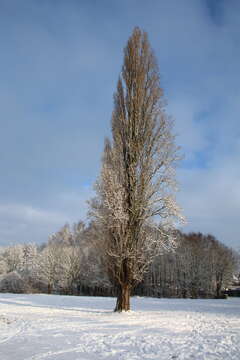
[0,0,239,248]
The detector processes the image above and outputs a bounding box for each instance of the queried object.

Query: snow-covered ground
[0,294,240,360]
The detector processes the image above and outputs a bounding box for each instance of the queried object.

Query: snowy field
[0,294,240,360]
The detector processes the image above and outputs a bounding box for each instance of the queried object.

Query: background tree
[210,238,236,298]
[89,27,183,311]
[3,245,24,273]
[37,244,62,294]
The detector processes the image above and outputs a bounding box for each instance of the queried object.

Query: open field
[0,294,240,359]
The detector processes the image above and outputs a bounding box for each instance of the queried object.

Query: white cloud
[0,185,94,246]
[178,156,240,248]
[0,203,67,246]
[0,204,65,224]
[168,97,210,155]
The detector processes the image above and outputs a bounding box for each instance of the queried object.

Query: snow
[0,294,240,360]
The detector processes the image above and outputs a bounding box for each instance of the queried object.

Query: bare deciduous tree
[89,27,183,311]
[37,245,63,294]
[4,245,24,273]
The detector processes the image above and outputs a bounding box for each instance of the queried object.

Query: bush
[0,271,26,293]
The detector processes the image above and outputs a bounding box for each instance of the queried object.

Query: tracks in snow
[0,296,240,360]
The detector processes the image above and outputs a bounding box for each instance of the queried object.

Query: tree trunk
[216,282,221,298]
[47,283,52,294]
[114,284,131,312]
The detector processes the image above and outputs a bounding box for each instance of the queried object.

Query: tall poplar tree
[89,27,183,311]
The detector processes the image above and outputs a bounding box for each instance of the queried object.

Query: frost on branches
[89,27,184,311]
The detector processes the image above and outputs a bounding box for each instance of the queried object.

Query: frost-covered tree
[59,245,83,294]
[37,245,63,294]
[0,258,7,276]
[0,247,7,275]
[89,27,183,311]
[4,245,24,273]
[48,224,73,246]
[21,244,38,276]
[40,222,87,294]
[137,232,237,299]
[210,238,236,298]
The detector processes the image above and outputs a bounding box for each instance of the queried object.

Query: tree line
[0,221,238,299]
